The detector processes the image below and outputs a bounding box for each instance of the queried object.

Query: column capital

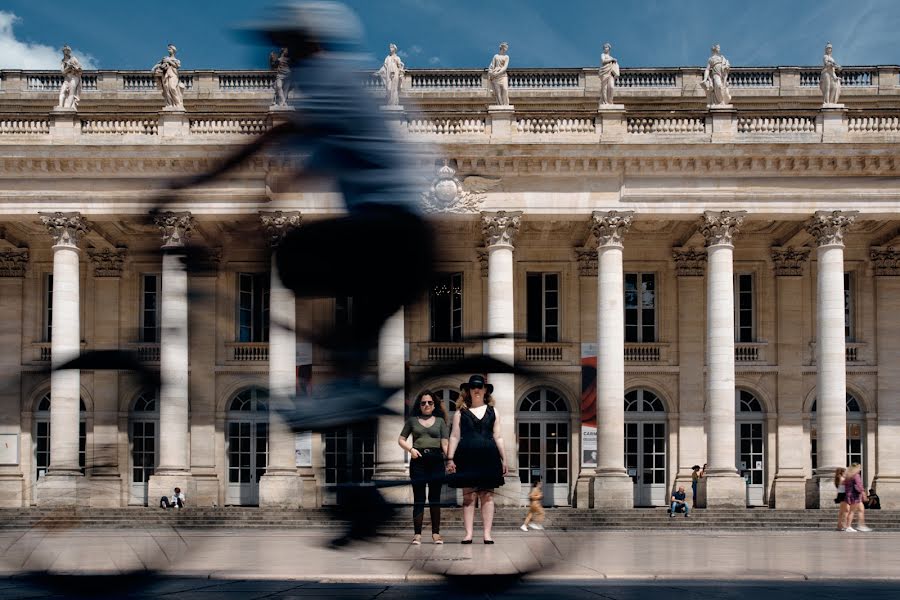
[700,210,745,247]
[575,247,597,276]
[805,210,858,247]
[590,210,633,248]
[481,210,522,248]
[39,212,90,248]
[771,246,810,277]
[87,247,126,277]
[259,210,302,248]
[672,247,707,277]
[870,246,900,276]
[476,247,489,277]
[0,248,29,277]
[153,211,195,249]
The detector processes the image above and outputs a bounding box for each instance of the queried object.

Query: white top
[837,484,845,493]
[469,404,488,419]
[171,492,186,503]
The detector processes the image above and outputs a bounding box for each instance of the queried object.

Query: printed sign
[580,343,598,467]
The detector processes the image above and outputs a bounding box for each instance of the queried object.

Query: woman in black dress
[446,375,507,544]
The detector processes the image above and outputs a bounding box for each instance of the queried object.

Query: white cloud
[409,45,423,55]
[0,11,97,69]
[429,56,440,65]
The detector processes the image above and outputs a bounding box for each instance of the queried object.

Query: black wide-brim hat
[461,374,493,395]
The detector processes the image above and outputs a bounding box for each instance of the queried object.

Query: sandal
[432,533,444,545]
[411,534,421,545]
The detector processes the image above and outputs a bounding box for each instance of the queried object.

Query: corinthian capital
[39,212,90,248]
[771,246,810,277]
[700,210,745,247]
[153,211,195,248]
[481,211,522,248]
[259,211,302,248]
[590,210,633,247]
[805,210,858,247]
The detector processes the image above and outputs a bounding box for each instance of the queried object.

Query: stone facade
[1,63,900,510]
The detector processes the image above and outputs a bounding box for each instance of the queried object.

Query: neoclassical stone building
[0,63,899,510]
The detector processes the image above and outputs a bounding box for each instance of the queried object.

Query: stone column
[482,211,523,503]
[148,212,194,502]
[806,211,856,507]
[0,249,28,506]
[672,248,707,497]
[699,210,746,507]
[86,248,127,507]
[771,247,810,508]
[36,212,89,506]
[258,211,302,507]
[871,246,900,507]
[590,211,634,508]
[375,308,408,502]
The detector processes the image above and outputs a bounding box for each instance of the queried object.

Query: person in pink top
[843,463,873,532]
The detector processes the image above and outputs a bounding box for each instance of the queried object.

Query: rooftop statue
[152,44,185,110]
[376,43,405,106]
[56,45,83,110]
[820,42,842,105]
[270,47,291,107]
[598,42,620,106]
[702,44,731,107]
[488,42,510,106]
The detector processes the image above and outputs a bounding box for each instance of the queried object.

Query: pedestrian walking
[843,463,872,532]
[834,467,848,531]
[520,477,545,531]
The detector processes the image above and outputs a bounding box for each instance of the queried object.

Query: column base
[592,473,634,509]
[191,473,220,507]
[812,472,844,509]
[771,475,807,509]
[871,476,900,510]
[701,473,746,508]
[299,470,320,508]
[88,474,123,508]
[258,471,300,508]
[0,473,24,507]
[35,472,87,507]
[148,472,194,507]
[374,466,412,504]
[573,472,594,508]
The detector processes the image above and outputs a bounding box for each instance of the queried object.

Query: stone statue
[488,42,510,106]
[376,43,405,106]
[820,42,842,105]
[701,44,731,106]
[152,44,185,110]
[599,42,620,106]
[57,45,83,110]
[270,47,291,107]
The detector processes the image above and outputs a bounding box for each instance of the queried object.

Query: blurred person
[670,485,690,518]
[691,464,705,506]
[843,463,872,532]
[398,390,449,545]
[520,477,544,531]
[866,488,881,510]
[159,487,185,510]
[834,467,848,531]
[446,375,508,544]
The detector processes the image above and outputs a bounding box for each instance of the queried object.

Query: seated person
[160,487,186,510]
[866,488,881,510]
[670,485,690,518]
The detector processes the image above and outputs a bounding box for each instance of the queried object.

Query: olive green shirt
[400,416,449,450]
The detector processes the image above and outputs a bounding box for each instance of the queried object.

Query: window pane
[526,274,543,342]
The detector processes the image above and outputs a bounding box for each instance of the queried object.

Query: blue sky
[1,0,899,70]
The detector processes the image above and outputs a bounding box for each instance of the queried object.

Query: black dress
[449,406,505,490]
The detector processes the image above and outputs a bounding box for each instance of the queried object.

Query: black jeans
[160,496,183,509]
[410,450,445,534]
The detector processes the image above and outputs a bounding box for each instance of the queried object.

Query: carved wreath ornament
[421,160,501,214]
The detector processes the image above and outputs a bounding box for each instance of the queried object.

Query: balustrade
[729,70,775,87]
[189,117,271,135]
[801,69,875,87]
[409,71,482,89]
[516,117,595,134]
[848,115,900,133]
[623,343,663,362]
[509,71,579,88]
[227,342,269,362]
[737,116,817,133]
[627,116,706,134]
[616,71,677,88]
[81,118,159,135]
[0,119,49,135]
[406,118,485,135]
[218,73,275,90]
[27,73,98,91]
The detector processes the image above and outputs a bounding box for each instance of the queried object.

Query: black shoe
[483,539,495,544]
[461,539,473,545]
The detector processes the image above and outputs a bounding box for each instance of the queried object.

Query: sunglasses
[420,400,434,406]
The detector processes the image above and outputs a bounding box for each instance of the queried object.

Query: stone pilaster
[375,309,409,502]
[481,210,522,503]
[699,210,746,507]
[36,212,89,506]
[806,210,857,507]
[258,211,303,507]
[590,211,635,508]
[148,211,194,503]
[0,249,28,506]
[771,246,809,508]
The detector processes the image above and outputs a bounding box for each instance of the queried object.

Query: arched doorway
[624,389,666,506]
[735,389,765,506]
[810,393,866,483]
[129,391,158,505]
[33,394,87,482]
[226,387,269,505]
[517,388,571,506]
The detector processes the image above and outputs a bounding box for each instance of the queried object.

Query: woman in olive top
[398,390,450,545]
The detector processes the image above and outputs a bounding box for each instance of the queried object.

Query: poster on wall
[581,343,598,468]
[294,342,313,467]
[295,431,312,467]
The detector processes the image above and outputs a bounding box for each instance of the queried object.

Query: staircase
[2,507,899,531]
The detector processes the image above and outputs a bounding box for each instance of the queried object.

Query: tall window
[237,273,270,343]
[844,272,854,342]
[430,273,463,342]
[624,273,656,342]
[526,272,559,343]
[734,273,754,342]
[44,274,53,342]
[140,274,161,343]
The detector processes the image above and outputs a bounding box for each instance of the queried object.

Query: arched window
[431,388,460,413]
[735,389,766,505]
[624,389,665,413]
[737,390,763,413]
[34,393,87,479]
[226,387,269,505]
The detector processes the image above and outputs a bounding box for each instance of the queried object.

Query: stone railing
[425,343,465,362]
[627,116,707,134]
[227,342,269,362]
[0,119,50,135]
[517,343,576,363]
[509,70,580,89]
[409,71,483,89]
[616,70,677,88]
[737,115,817,134]
[130,343,161,363]
[360,72,384,89]
[36,343,52,362]
[218,72,275,91]
[122,74,194,91]
[189,117,271,135]
[406,117,486,135]
[735,342,768,362]
[848,115,900,133]
[808,341,867,364]
[81,118,159,135]
[800,68,876,87]
[729,70,776,87]
[516,117,596,134]
[624,343,668,363]
[26,72,99,91]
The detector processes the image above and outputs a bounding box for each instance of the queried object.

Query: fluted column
[259,211,302,507]
[591,211,635,508]
[36,212,89,506]
[148,212,194,501]
[807,210,856,507]
[482,211,522,503]
[700,210,746,507]
[375,308,408,501]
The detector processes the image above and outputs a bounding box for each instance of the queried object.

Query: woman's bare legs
[838,502,849,529]
[461,488,476,541]
[479,490,495,541]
